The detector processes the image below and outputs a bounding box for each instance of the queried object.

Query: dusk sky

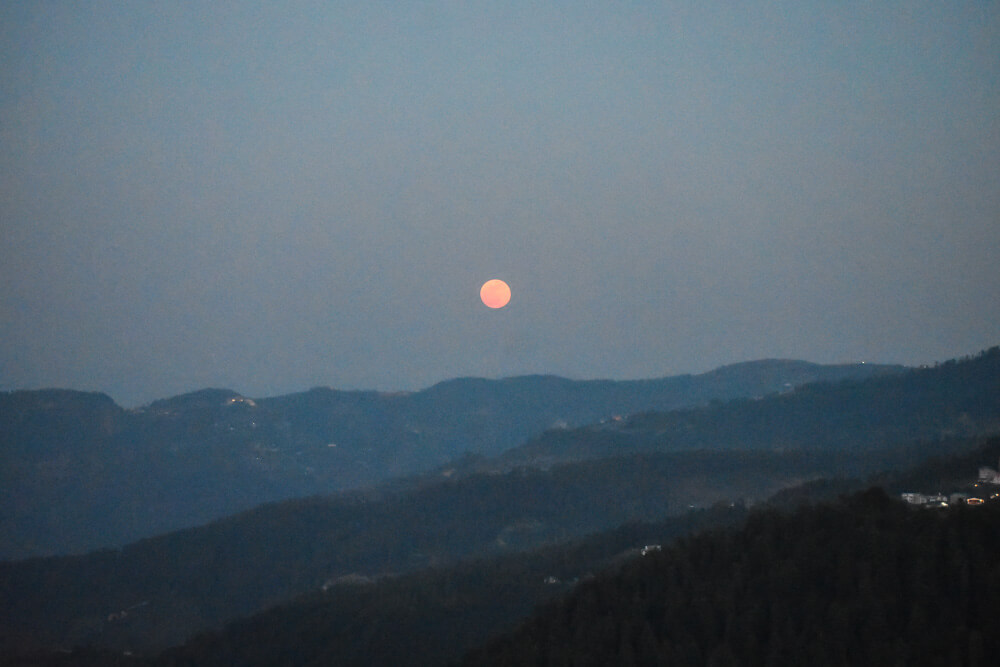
[2,2,998,406]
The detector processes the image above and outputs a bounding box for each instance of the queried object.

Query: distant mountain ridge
[0,359,900,560]
[482,348,1000,470]
[1,350,998,660]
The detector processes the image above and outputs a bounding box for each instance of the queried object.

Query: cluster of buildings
[900,457,1000,508]
[900,492,980,508]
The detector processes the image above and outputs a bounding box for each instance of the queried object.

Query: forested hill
[0,445,871,655]
[0,359,898,559]
[463,489,1000,666]
[490,347,1000,468]
[8,437,1000,667]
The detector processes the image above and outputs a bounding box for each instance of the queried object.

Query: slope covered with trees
[1,360,893,559]
[10,437,999,667]
[492,347,1000,468]
[0,447,858,655]
[3,349,997,663]
[464,489,1000,666]
[153,505,750,667]
[2,350,996,655]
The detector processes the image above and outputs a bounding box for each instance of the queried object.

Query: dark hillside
[495,347,999,467]
[8,437,1000,666]
[0,448,850,654]
[464,490,1000,666]
[153,505,750,667]
[154,437,1000,667]
[1,359,892,559]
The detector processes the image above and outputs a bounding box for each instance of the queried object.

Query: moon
[480,279,511,309]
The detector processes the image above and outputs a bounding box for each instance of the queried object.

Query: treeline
[4,360,882,560]
[6,437,1000,666]
[0,506,751,667]
[152,505,749,667]
[464,489,1000,667]
[11,434,1000,667]
[0,447,849,654]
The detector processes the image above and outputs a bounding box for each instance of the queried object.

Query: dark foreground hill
[0,359,896,559]
[2,350,996,654]
[8,437,1000,667]
[154,505,752,667]
[0,447,865,655]
[463,489,1000,667]
[161,441,1000,667]
[0,506,751,667]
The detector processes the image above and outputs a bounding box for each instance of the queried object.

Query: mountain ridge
[1,358,901,559]
[2,350,996,656]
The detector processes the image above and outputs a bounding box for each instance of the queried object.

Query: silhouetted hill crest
[489,347,998,467]
[0,356,914,559]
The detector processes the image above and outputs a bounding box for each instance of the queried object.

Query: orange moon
[480,279,511,309]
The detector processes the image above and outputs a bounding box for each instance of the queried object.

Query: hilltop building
[977,457,1000,484]
[901,493,948,507]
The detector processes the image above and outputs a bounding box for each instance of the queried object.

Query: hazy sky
[2,1,998,406]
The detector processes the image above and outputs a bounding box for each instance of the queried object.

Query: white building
[977,466,1000,484]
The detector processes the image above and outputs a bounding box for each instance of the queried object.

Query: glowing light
[480,279,511,309]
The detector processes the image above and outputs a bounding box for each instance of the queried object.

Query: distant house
[978,466,1000,484]
[902,458,1000,508]
[900,493,948,507]
[225,396,257,407]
